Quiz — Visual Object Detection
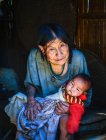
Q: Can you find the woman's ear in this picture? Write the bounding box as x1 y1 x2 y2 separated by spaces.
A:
38 45 45 54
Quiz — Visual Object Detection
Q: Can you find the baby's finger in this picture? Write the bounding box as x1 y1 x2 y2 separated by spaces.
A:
55 107 62 115
61 101 70 107
55 102 65 114
57 102 65 111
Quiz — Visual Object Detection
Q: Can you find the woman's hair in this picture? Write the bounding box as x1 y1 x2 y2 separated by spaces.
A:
37 23 75 61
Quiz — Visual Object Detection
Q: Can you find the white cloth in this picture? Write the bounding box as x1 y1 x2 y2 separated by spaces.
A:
5 92 27 125
16 98 61 140
5 88 65 140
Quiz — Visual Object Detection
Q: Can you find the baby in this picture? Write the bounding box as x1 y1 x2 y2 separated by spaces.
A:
62 73 91 135
16 73 91 140
47 73 91 135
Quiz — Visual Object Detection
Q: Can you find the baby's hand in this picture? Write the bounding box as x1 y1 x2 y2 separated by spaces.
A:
55 101 70 115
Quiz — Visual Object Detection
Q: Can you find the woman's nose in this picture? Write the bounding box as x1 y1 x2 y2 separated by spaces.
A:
56 49 63 57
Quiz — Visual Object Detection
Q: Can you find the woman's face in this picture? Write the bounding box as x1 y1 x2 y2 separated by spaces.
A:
45 38 69 66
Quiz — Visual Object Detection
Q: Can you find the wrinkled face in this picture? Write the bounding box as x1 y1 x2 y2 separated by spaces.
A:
45 38 69 66
66 77 89 97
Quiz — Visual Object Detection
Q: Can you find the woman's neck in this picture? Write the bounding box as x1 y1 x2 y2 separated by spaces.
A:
50 62 68 76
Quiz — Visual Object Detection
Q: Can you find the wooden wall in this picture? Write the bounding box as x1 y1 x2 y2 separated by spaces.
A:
74 0 106 65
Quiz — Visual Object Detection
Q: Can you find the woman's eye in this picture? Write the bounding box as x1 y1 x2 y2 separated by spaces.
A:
50 48 55 51
48 47 55 52
60 44 66 48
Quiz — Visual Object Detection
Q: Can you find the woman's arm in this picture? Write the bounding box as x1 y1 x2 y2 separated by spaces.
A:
27 84 36 98
24 49 42 120
24 84 41 120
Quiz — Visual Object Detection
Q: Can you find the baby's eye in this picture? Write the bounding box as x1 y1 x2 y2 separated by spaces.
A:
72 82 74 85
77 88 80 92
70 81 74 86
77 88 82 93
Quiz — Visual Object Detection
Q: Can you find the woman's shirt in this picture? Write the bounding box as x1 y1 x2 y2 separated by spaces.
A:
24 48 92 107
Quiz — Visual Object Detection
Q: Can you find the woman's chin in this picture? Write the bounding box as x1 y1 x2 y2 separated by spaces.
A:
51 62 65 66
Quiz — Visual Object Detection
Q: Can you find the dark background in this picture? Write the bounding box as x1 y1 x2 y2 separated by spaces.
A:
0 0 77 87
0 0 106 139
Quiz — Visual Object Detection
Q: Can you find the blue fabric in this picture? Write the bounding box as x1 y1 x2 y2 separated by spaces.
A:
16 97 60 140
24 48 92 107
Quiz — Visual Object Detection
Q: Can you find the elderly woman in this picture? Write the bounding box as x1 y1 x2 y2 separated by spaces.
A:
5 23 92 140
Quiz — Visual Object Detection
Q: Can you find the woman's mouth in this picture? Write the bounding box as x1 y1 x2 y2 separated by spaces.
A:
56 57 65 61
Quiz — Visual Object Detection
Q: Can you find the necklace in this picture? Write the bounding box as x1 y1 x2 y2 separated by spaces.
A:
49 63 65 77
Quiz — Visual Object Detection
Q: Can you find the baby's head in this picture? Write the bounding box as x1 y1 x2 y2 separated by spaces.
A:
65 74 91 97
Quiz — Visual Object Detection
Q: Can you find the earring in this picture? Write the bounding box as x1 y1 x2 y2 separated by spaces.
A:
43 51 45 56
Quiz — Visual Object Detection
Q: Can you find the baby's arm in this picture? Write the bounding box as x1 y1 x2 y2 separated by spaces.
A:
46 87 66 101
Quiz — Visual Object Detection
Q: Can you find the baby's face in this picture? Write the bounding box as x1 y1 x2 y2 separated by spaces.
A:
66 77 89 97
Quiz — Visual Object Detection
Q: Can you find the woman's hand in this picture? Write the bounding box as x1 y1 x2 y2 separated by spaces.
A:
55 101 70 115
24 97 42 120
24 84 42 120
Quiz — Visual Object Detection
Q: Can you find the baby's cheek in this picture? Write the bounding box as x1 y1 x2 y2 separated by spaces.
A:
65 87 69 92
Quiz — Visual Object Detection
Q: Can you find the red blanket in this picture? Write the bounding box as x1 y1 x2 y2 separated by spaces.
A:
66 94 87 134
